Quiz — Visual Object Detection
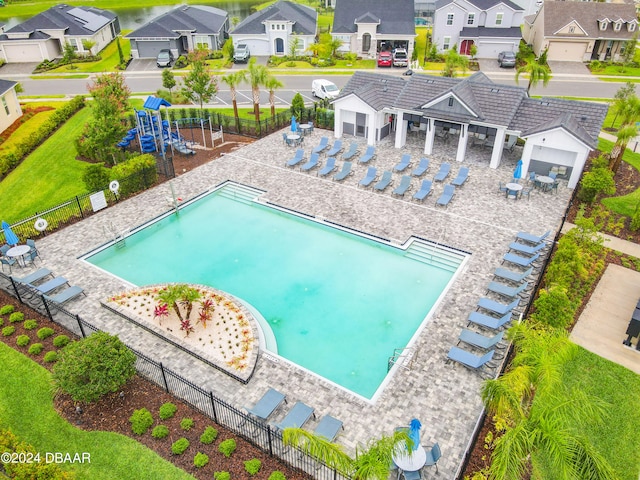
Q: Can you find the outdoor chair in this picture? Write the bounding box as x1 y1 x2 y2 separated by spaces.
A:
26 239 40 256
493 266 533 284
458 329 505 351
447 346 496 376
12 268 52 286
548 171 557 180
300 153 320 172
487 281 529 299
519 187 532 200
503 252 541 268
0 245 9 256
317 157 337 177
359 146 376 164
44 285 85 305
434 163 451 182
333 161 353 181
314 415 343 442
467 311 514 330
411 158 430 177
342 142 359 160
401 469 421 480
392 175 412 197
358 167 378 188
273 401 315 431
436 184 455 207
0 257 15 273
312 137 329 154
282 133 291 146
509 241 546 256
23 248 42 266
373 171 393 192
393 154 411 172
477 297 519 316
423 443 442 473
516 230 550 245
245 388 286 422
451 167 469 187
528 172 537 184
286 149 305 168
412 180 432 201
326 140 343 157
498 182 508 195
28 276 69 296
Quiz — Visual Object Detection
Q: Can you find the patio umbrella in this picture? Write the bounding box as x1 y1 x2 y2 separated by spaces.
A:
408 418 422 451
1 221 18 246
291 115 297 133
513 158 523 181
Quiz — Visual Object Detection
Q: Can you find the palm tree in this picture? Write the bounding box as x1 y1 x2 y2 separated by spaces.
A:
264 75 284 118
247 58 268 122
221 70 247 126
306 42 326 58
156 284 185 322
609 93 640 173
515 56 551 94
481 323 616 480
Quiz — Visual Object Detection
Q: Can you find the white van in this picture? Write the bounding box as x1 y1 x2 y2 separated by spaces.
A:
312 79 340 100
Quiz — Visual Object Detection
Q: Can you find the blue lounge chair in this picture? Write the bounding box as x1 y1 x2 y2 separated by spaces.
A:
412 180 432 201
286 149 305 167
359 167 378 188
273 401 315 430
44 285 85 305
458 329 505 350
509 241 546 255
436 184 455 206
393 154 411 172
29 277 69 295
477 297 519 316
245 388 286 421
447 346 496 375
493 266 533 284
451 167 469 186
516 230 550 244
326 140 343 157
12 268 52 285
392 175 412 197
434 162 451 182
359 146 376 164
342 142 359 160
411 158 430 177
333 161 353 181
318 157 337 177
487 281 529 299
314 415 343 441
467 311 513 330
503 252 540 268
312 137 329 154
373 171 393 191
300 153 320 172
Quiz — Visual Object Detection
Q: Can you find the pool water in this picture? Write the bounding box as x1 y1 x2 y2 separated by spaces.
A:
87 191 461 399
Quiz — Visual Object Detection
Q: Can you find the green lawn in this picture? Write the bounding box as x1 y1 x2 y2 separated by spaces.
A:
47 35 132 73
598 138 640 216
0 342 194 480
0 107 58 154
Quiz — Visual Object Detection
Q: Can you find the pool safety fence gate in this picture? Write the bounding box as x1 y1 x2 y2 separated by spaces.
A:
1 273 349 480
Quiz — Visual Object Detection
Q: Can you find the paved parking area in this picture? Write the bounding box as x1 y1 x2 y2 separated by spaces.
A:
25 128 571 478
127 58 161 72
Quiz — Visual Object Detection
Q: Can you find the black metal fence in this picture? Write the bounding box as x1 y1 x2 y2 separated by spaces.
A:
1 274 348 480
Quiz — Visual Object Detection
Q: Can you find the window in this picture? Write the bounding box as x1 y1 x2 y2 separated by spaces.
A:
614 22 621 32
600 21 607 31
194 35 209 49
271 24 275 30
467 13 475 25
496 13 503 26
362 33 371 52
448 97 454 107
68 38 79 51
277 24 280 30
569 26 575 33
629 23 637 32
447 13 454 26
443 36 451 50
1 96 8 115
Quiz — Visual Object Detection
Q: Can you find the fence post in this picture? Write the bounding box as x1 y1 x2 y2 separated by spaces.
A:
76 314 86 338
9 277 22 304
160 362 169 393
209 391 218 423
41 294 53 322
267 425 274 457
75 196 84 218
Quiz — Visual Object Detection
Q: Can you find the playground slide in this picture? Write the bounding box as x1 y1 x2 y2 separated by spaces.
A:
173 142 195 155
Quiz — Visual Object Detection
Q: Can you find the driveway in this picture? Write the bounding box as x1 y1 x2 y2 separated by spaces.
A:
547 60 592 75
127 59 161 72
0 62 40 76
477 57 514 73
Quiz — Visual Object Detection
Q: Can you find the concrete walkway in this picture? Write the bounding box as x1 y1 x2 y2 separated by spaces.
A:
561 222 640 258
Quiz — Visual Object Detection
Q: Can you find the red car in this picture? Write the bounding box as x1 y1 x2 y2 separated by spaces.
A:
377 51 393 67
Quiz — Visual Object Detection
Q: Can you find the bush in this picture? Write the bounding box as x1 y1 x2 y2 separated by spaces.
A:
193 452 209 468
180 418 194 431
28 343 43 355
214 472 230 480
0 428 72 479
9 312 24 323
175 55 188 68
52 332 136 402
200 426 218 444
37 327 55 340
82 163 110 192
218 438 236 458
2 326 15 336
0 304 15 315
152 425 169 439
268 472 287 480
171 438 190 455
577 166 615 204
159 402 177 420
111 154 158 197
129 408 154 435
16 334 30 347
53 335 70 348
44 351 59 363
244 459 261 475
23 319 38 330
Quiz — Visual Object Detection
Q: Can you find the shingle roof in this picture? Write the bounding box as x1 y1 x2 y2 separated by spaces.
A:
436 0 522 12
126 5 227 39
0 79 17 96
339 71 605 147
5 4 116 36
232 1 316 36
541 1 637 38
0 31 51 41
332 0 415 35
459 26 523 38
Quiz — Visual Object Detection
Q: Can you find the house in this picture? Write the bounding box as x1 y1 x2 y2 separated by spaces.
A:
522 0 638 62
433 0 523 58
332 0 416 58
0 79 22 135
0 4 120 63
231 1 316 57
126 5 229 60
332 71 606 188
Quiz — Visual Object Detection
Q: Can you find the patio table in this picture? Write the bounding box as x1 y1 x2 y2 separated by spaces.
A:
536 175 554 191
287 134 301 146
505 182 522 199
298 124 312 136
6 245 30 267
393 443 426 473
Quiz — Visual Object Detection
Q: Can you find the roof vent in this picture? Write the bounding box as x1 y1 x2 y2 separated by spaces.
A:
581 116 587 121
490 88 500 93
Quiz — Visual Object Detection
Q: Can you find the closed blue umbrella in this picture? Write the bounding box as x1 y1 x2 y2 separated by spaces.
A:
291 115 297 133
409 418 422 451
2 221 18 246
513 158 523 181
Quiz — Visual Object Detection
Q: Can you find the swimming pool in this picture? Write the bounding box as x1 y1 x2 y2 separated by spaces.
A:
86 184 466 399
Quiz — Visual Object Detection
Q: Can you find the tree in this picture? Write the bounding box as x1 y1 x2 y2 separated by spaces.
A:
481 323 616 480
620 31 638 71
290 92 305 120
162 69 176 98
62 42 77 68
223 39 235 63
81 39 96 56
264 75 284 118
609 93 640 172
181 49 218 114
610 82 635 127
306 42 326 58
327 37 343 58
116 36 125 67
52 332 136 402
515 56 551 94
441 47 468 77
289 36 301 59
221 70 247 122
247 58 268 121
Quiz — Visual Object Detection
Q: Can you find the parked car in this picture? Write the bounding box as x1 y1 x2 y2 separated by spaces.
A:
392 48 409 67
498 51 516 68
377 51 393 67
156 49 173 68
234 44 251 63
312 79 340 99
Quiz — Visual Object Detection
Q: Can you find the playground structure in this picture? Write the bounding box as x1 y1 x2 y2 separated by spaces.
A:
117 96 224 157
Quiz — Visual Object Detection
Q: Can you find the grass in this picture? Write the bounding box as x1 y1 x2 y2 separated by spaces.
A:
561 346 640 480
599 137 640 216
46 35 132 73
0 106 59 155
31 75 90 80
0 342 195 480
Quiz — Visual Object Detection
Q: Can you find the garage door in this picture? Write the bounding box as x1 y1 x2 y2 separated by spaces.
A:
243 39 270 56
136 41 171 59
3 44 42 63
476 41 519 59
547 42 588 61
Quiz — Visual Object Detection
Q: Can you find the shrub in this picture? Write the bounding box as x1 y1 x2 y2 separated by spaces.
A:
0 304 15 315
129 408 154 435
44 351 59 363
111 154 158 197
0 428 71 479
214 472 230 480
159 402 177 420
577 165 615 203
268 472 287 480
152 425 169 439
23 319 38 330
2 326 15 336
631 208 640 232
218 438 236 458
53 335 70 348
200 426 218 444
16 334 30 347
171 438 190 455
193 452 209 468
0 318 4 327
244 458 261 475
9 312 24 323
37 327 55 340
52 332 136 402
180 418 194 431
82 163 110 192
28 343 43 355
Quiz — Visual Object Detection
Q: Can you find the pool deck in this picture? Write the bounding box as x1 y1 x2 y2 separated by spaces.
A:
29 128 572 477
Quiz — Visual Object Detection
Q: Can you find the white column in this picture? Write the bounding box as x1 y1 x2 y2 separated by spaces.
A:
424 118 435 155
395 117 407 149
367 114 376 145
455 124 468 163
520 140 534 178
489 128 507 169
334 107 342 138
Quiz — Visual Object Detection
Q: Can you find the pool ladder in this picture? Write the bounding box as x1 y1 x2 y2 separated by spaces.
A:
388 347 416 372
103 221 129 249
